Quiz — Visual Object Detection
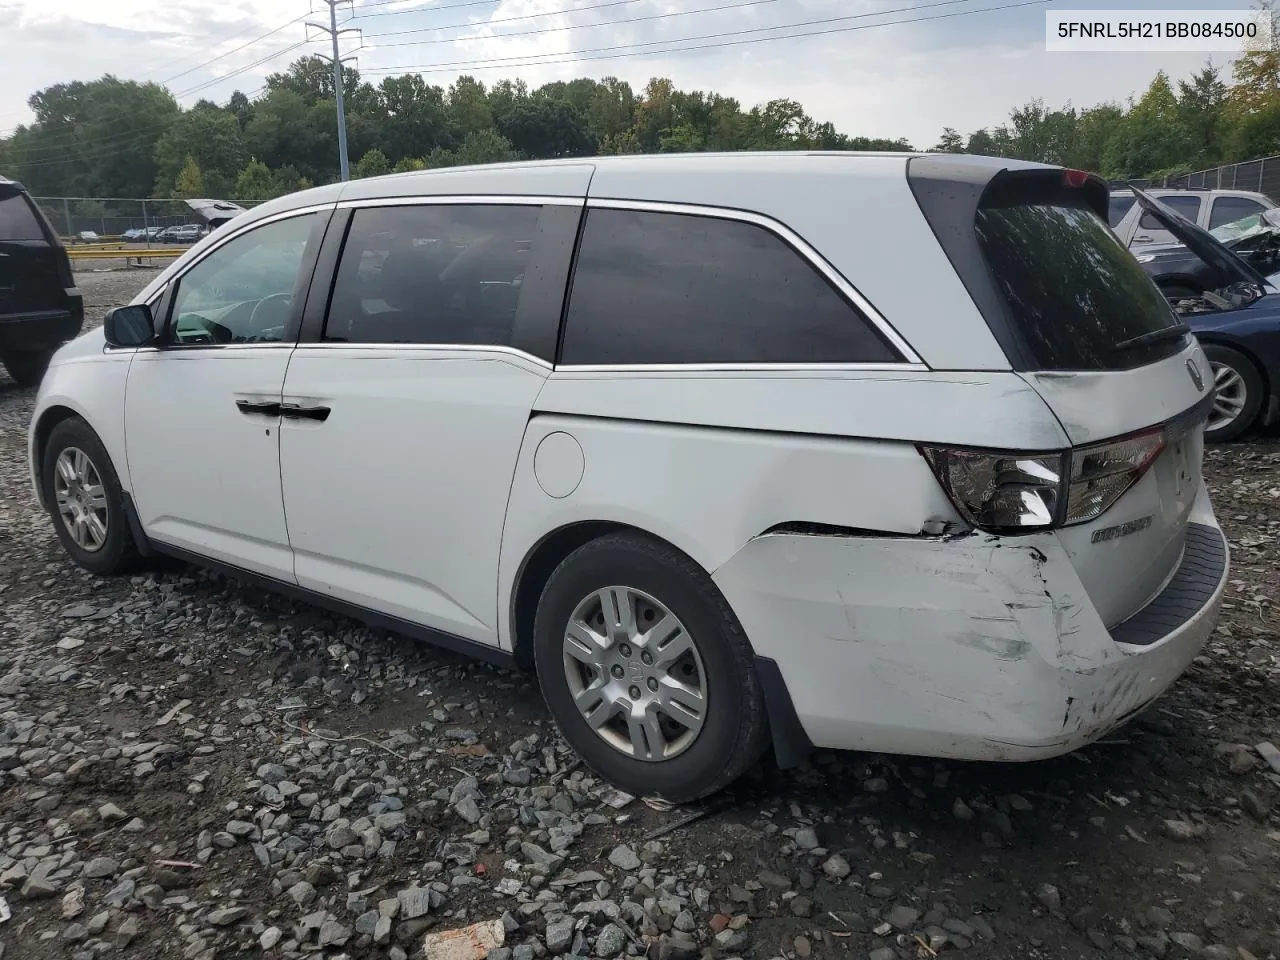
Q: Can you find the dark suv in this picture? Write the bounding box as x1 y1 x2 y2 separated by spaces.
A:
0 177 83 386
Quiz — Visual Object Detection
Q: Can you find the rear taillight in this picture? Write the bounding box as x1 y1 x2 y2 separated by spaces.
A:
919 430 1166 534
1064 430 1165 524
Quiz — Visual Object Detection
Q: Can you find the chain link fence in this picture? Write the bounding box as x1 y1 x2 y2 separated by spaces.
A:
30 197 263 242
1118 156 1280 201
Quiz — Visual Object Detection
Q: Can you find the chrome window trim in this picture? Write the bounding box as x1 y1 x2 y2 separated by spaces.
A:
576 197 924 366
336 194 583 210
552 362 929 374
292 341 554 370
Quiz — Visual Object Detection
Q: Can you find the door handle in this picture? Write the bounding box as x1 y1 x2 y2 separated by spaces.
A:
1134 235 1153 243
281 403 331 422
235 399 281 416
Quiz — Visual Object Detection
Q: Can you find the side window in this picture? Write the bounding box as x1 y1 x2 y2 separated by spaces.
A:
168 213 321 345
1139 195 1201 229
1209 197 1267 230
559 208 901 365
324 204 541 346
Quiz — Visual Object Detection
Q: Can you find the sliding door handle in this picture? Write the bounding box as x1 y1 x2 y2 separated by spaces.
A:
281 403 331 422
235 399 281 416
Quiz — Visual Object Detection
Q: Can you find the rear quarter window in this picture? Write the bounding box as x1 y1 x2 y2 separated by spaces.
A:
0 192 46 242
559 208 902 365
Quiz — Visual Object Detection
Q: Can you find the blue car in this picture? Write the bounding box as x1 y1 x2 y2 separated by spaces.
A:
1132 185 1280 442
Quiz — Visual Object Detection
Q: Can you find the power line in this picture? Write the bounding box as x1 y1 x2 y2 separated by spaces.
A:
366 0 783 47
351 0 505 20
362 0 1047 74
160 14 311 85
364 0 643 39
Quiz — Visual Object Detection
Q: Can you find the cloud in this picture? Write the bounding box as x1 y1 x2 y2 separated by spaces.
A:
0 0 1247 148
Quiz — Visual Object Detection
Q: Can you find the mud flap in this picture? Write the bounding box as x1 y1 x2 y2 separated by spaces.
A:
121 492 157 558
755 656 814 769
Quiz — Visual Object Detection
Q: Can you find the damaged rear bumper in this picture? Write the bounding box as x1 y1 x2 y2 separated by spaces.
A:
712 488 1228 762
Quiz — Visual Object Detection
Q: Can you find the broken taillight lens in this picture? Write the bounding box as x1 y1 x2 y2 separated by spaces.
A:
919 430 1167 534
917 446 1066 532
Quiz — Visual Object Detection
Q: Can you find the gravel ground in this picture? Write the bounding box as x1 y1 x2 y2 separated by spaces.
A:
1 269 1279 960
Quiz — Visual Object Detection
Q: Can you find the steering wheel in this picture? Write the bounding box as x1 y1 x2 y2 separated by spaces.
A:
249 292 293 334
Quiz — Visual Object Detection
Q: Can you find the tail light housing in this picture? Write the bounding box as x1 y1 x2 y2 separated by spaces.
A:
918 428 1167 533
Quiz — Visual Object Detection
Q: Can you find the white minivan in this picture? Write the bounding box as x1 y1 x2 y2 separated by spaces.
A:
28 153 1229 801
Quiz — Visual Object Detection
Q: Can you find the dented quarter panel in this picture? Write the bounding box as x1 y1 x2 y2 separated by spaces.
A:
496 414 962 651
711 484 1226 760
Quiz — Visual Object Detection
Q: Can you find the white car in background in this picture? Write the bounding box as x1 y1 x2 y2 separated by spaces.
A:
28 154 1229 800
1110 187 1276 246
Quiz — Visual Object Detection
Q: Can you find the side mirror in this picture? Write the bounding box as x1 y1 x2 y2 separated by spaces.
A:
103 304 156 348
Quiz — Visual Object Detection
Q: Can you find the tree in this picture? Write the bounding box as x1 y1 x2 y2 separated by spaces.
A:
354 148 390 179
393 157 426 173
933 127 965 152
1178 64 1229 167
497 99 592 159
234 160 276 202
174 157 204 198
153 104 247 197
427 129 519 168
448 76 493 139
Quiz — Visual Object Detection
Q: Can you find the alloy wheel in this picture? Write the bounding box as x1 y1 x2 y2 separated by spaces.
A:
1208 361 1248 434
53 446 109 552
561 585 708 762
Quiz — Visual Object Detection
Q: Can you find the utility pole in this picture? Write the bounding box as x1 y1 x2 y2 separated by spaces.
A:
308 1 361 181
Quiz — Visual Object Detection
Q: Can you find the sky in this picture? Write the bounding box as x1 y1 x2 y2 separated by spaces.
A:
0 0 1262 149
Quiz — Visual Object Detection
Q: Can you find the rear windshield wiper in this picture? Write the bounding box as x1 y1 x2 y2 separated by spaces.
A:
1113 322 1191 353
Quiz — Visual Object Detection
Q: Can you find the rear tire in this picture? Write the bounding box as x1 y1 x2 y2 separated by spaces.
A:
41 418 140 576
2 350 53 387
1202 343 1264 443
533 532 769 802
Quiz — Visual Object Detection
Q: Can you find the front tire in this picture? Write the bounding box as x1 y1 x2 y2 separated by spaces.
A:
1202 344 1264 443
2 350 53 387
41 419 140 575
533 532 769 802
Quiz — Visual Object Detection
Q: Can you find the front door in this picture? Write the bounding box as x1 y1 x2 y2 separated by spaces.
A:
124 211 329 581
279 200 580 645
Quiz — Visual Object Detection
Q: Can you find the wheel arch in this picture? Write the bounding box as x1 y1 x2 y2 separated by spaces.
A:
30 404 91 509
507 520 695 668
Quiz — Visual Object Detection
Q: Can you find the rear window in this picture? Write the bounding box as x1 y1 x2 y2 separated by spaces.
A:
975 189 1185 370
0 192 46 242
1139 195 1200 229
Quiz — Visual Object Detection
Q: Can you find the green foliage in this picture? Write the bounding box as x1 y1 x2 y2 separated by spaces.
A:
354 148 390 179
173 157 204 198
19 33 1280 201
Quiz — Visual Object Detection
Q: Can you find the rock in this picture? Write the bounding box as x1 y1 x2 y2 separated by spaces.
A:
398 885 433 920
863 777 889 793
318 920 351 947
117 917 140 948
520 842 563 872
374 915 393 944
260 927 282 949
61 889 85 919
795 935 812 957
596 924 628 958
791 896 814 918
208 906 248 926
455 796 482 824
326 819 358 849
794 827 819 850
1170 932 1204 953
1256 742 1280 774
1241 790 1271 823
21 867 59 899
886 905 920 930
546 916 576 953
1036 884 1062 912
608 845 641 870
1163 820 1205 842
87 911 109 936
83 857 119 879
657 933 700 960
870 950 897 960
822 855 852 880
98 803 128 824
288 881 317 906
952 798 975 821
421 919 506 960
714 928 750 952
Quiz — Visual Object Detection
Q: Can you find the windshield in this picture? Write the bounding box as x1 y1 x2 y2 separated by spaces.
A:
975 187 1186 370
1210 213 1267 243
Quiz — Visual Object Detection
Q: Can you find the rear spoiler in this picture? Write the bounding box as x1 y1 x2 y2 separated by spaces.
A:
907 156 1109 371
